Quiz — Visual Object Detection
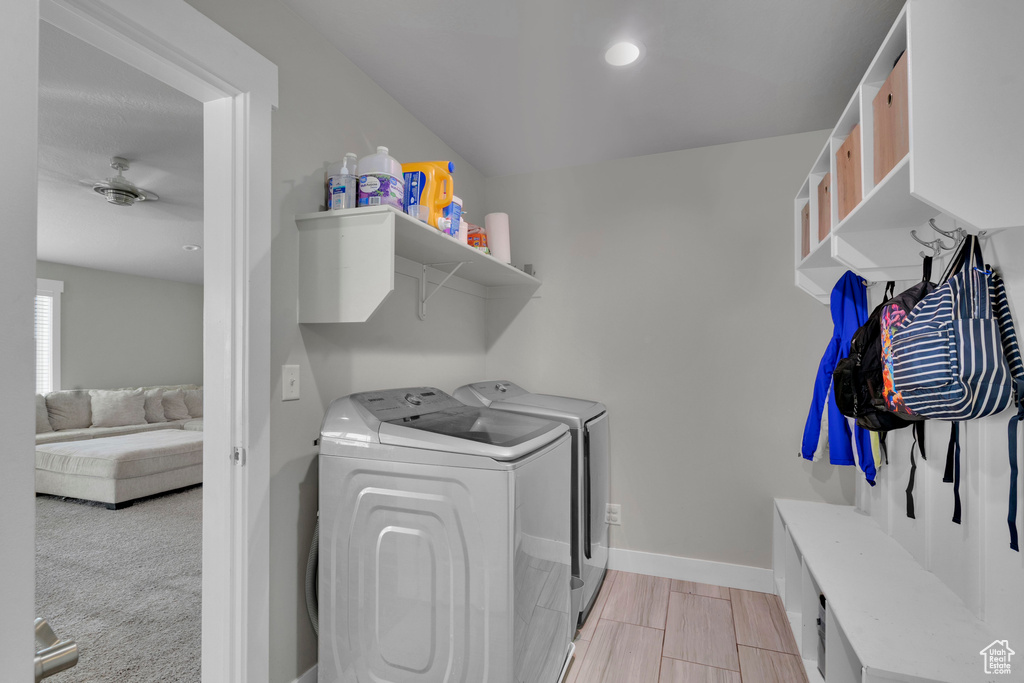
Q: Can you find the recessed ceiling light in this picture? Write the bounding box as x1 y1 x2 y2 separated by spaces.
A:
605 41 642 66
182 244 202 252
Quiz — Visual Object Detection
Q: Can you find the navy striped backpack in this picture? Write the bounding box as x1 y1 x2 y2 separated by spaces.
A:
889 235 1017 419
889 234 1024 543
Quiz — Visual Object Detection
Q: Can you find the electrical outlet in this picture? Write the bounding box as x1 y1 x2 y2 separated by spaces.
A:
606 504 621 526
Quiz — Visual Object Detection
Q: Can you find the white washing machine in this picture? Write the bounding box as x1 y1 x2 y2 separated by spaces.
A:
318 387 574 683
453 381 609 628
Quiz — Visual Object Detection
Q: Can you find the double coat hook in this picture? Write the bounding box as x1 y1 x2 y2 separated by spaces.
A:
910 229 950 259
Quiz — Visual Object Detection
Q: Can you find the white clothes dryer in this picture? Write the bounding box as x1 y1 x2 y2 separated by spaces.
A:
453 381 609 628
318 387 574 683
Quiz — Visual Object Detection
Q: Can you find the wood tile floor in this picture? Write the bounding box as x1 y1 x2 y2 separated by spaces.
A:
565 570 809 683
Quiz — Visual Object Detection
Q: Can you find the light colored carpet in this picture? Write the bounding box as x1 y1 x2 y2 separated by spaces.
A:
35 486 202 682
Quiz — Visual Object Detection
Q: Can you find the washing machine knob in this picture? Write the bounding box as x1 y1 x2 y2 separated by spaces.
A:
496 383 508 392
404 393 423 406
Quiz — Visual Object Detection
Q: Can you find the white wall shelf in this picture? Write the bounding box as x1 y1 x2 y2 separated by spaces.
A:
295 206 540 322
773 499 995 683
794 0 1024 302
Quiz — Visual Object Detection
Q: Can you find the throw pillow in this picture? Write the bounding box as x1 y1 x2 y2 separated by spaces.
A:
162 389 191 421
183 388 203 418
46 390 92 431
36 394 53 433
89 389 146 428
143 388 166 423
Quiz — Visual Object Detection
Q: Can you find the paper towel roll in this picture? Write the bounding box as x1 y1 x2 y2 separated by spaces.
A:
484 212 511 264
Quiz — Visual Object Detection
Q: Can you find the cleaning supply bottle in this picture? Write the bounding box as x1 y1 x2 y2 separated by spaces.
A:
358 146 404 210
441 195 462 238
326 153 358 210
402 161 455 229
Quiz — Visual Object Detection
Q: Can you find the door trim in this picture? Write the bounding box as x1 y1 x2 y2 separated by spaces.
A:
1 1 278 681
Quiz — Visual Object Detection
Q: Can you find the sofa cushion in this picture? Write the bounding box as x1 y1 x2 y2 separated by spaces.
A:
182 419 204 432
162 389 190 421
35 422 186 446
36 394 53 434
46 390 92 431
36 430 204 480
90 389 146 428
143 388 166 423
183 388 203 418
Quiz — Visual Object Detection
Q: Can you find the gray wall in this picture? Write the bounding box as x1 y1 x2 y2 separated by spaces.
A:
482 130 856 570
181 1 490 680
36 261 203 390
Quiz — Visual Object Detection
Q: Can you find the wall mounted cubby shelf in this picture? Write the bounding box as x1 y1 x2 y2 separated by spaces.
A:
295 206 540 322
794 0 1024 303
774 500 995 683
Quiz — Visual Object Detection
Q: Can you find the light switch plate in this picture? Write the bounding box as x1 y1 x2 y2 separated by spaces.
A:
282 365 300 401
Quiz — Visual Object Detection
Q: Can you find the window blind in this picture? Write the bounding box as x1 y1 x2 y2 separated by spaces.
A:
35 293 54 395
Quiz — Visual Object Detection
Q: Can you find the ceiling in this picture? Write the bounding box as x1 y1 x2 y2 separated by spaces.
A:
284 0 903 177
37 22 204 284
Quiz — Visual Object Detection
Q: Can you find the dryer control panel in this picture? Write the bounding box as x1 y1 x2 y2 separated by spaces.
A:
456 380 529 406
354 387 462 422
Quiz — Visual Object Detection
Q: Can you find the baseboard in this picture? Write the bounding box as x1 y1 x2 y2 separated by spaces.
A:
292 664 317 683
607 548 775 593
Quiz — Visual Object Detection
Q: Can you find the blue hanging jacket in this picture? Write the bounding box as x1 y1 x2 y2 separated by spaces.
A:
801 271 876 484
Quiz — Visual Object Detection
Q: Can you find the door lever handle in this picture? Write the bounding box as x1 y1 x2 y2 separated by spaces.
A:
35 617 79 682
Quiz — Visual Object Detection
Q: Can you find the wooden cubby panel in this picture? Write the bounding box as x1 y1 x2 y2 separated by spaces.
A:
801 202 811 258
835 125 862 222
873 50 909 184
817 174 831 240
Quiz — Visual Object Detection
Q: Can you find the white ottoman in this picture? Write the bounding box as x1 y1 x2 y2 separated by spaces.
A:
36 429 204 509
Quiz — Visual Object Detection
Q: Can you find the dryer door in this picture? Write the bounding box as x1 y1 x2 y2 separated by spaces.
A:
581 412 610 618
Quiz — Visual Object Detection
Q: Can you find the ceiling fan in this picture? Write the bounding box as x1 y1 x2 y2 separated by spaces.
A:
81 156 160 207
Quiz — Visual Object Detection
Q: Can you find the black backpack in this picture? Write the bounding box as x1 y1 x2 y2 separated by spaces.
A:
834 281 910 431
834 257 936 431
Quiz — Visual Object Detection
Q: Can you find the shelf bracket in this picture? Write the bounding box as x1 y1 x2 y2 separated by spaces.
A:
419 261 469 320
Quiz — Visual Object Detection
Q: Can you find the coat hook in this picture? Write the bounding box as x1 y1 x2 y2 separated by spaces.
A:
911 229 949 259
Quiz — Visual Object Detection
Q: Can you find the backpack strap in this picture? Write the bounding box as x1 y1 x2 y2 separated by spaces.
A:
1009 378 1024 551
922 255 933 283
939 234 982 283
905 421 926 519
943 422 962 524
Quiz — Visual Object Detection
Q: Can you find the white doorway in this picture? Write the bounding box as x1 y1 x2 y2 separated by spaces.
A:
0 1 276 681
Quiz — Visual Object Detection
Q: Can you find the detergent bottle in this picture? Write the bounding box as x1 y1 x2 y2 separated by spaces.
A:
358 146 404 210
402 161 455 230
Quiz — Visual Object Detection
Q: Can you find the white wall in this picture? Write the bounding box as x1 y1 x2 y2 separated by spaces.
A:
179 2 490 680
482 130 856 570
0 0 38 678
35 261 203 390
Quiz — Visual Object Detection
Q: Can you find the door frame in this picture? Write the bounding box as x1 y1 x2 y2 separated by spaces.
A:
0 1 277 681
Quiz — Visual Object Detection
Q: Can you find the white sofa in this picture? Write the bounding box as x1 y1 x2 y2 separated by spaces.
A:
35 385 204 508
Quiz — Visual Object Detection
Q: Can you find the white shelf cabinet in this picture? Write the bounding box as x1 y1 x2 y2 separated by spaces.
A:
295 206 540 322
794 0 1024 301
773 499 997 683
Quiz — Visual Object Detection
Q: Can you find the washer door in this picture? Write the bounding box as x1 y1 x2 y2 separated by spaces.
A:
379 407 567 460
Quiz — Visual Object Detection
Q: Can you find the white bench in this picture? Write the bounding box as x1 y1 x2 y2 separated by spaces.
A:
36 429 203 509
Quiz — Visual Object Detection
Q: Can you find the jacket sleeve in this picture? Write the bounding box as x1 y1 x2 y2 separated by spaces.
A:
802 339 838 460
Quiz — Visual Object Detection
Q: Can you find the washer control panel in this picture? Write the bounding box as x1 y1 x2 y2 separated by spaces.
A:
354 387 461 422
